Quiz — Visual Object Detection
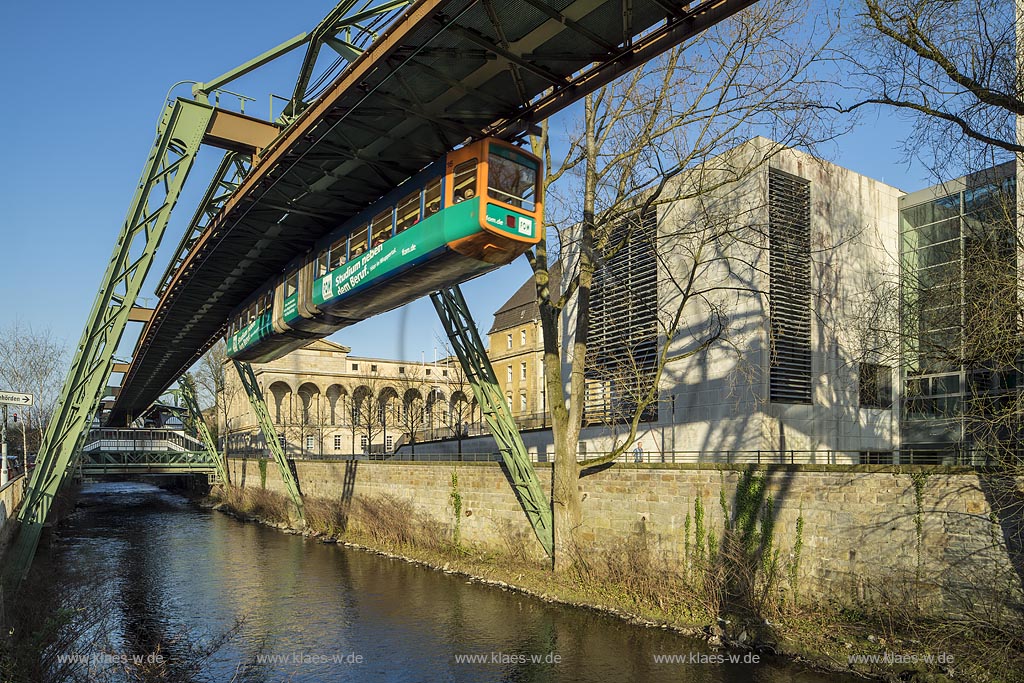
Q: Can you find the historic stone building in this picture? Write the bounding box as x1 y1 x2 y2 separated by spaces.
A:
220 339 476 457
486 263 559 430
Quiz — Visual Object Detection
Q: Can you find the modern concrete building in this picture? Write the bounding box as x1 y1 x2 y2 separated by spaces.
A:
578 137 904 462
898 162 1018 461
400 138 905 462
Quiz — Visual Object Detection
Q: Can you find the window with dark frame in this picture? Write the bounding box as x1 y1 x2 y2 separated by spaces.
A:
859 363 893 409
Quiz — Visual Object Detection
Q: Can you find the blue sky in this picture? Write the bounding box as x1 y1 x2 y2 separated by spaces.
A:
0 1 932 370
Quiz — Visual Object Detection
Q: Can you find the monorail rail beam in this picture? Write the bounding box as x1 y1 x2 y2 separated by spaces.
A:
233 360 306 522
4 99 216 586
179 375 230 484
431 285 554 559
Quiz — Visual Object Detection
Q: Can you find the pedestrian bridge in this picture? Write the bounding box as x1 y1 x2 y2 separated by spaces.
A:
80 429 220 477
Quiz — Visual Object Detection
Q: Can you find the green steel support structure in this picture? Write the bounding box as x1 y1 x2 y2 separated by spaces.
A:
4 99 216 585
233 360 306 522
178 376 230 484
431 286 554 558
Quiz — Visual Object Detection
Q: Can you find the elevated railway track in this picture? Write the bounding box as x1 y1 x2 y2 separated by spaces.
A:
8 0 757 582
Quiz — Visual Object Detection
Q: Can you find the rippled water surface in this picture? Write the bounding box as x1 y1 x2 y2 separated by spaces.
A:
34 482 857 683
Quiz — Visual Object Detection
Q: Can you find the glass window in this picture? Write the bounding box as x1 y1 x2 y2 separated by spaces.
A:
859 363 892 409
507 334 512 349
305 436 314 451
396 191 421 234
425 178 442 215
349 225 369 258
488 146 537 210
316 249 329 277
521 330 526 346
507 365 512 383
371 209 392 247
452 160 477 203
334 435 342 450
902 195 959 230
520 393 527 412
521 362 527 380
329 237 347 270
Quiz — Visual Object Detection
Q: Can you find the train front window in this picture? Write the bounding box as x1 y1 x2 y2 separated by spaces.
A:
425 178 441 214
371 209 392 247
488 147 537 210
396 191 420 234
452 160 477 203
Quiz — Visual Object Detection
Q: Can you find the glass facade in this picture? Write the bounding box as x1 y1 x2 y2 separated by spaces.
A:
899 166 1017 461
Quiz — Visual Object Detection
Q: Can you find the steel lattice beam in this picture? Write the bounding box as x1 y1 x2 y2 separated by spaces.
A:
3 99 215 587
233 360 306 521
431 285 554 558
178 376 230 484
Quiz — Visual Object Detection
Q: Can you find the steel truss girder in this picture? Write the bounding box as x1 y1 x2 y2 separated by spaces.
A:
178 376 230 484
4 99 216 587
431 286 554 559
233 360 306 521
156 152 251 298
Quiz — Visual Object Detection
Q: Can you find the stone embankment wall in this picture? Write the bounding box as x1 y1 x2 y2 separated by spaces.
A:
227 458 1023 610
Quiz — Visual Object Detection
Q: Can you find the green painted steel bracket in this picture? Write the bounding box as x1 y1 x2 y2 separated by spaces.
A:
431 285 554 558
233 360 306 522
3 99 216 587
178 375 230 484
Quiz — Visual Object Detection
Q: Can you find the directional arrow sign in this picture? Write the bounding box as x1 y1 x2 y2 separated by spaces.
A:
0 391 33 407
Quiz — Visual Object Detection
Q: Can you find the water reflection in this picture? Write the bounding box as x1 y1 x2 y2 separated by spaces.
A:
36 482 853 683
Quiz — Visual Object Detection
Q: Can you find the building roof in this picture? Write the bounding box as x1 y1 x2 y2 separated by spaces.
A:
489 262 561 334
301 339 352 354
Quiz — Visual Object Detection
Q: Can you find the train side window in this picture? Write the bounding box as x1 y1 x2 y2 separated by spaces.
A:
349 224 369 258
396 191 420 234
425 178 442 215
452 160 477 203
316 249 329 277
371 209 392 247
329 237 347 270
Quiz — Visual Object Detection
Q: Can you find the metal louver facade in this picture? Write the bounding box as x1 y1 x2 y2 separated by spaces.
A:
585 208 659 423
768 169 813 404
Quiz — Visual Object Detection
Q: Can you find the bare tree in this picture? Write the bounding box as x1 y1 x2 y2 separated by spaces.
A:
393 364 427 455
525 0 840 567
350 372 395 456
435 353 476 458
193 340 240 455
0 321 67 461
840 0 1022 170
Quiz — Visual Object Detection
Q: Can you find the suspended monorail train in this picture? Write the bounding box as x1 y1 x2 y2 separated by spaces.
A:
224 138 543 362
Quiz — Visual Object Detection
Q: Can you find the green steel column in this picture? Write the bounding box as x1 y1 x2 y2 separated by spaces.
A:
178 376 230 484
4 99 215 586
233 360 305 522
431 286 553 558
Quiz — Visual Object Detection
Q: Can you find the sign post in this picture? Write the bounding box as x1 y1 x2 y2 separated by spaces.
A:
1 405 7 487
0 392 34 487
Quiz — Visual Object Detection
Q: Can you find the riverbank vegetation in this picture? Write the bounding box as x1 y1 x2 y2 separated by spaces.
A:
208 483 1023 683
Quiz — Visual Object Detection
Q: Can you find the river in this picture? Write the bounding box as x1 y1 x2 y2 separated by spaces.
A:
32 482 858 683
